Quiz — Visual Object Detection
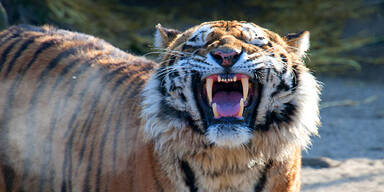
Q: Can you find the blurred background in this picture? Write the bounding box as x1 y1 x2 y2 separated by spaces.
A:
1 0 383 73
1 0 383 191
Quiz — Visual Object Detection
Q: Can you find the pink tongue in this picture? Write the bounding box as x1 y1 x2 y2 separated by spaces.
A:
212 91 242 117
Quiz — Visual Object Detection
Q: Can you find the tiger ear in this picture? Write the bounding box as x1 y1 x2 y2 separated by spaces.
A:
154 24 181 48
284 31 310 58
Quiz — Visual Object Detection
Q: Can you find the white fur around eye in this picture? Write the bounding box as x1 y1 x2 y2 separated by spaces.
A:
241 23 268 46
185 25 214 47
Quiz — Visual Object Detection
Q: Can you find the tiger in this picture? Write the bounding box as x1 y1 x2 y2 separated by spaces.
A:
0 20 320 192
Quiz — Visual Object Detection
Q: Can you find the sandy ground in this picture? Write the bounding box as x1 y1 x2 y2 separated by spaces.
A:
301 75 384 192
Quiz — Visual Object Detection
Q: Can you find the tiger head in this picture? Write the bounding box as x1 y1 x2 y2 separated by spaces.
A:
142 21 319 153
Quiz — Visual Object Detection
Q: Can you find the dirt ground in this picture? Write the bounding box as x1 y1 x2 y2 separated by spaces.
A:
301 74 384 192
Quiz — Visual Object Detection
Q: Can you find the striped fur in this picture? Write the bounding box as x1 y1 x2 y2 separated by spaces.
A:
0 21 320 192
142 21 320 191
0 25 163 191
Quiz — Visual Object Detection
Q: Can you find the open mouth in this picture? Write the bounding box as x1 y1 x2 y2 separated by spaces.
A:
195 73 261 128
204 74 251 118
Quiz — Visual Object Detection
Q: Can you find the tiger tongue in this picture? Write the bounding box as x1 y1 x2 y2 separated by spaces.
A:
212 91 242 117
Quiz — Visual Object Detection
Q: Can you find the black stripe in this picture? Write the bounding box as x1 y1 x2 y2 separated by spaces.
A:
0 164 15 192
291 65 299 91
22 47 78 184
39 58 87 191
0 27 23 45
192 58 211 66
285 31 305 41
255 102 296 131
38 97 59 192
41 57 98 192
61 67 104 192
158 99 204 135
0 39 21 73
180 160 198 192
38 48 77 81
95 101 116 192
95 69 135 192
48 58 81 97
111 85 132 170
62 66 104 138
4 36 40 78
275 103 296 125
25 46 79 189
58 37 118 191
112 73 146 170
249 83 264 131
281 64 287 74
76 69 122 168
157 71 169 97
112 75 145 188
62 129 75 192
150 160 164 192
61 58 149 190
22 40 56 73
0 41 22 192
266 68 272 82
112 95 125 170
88 75 126 191
167 55 176 66
61 64 103 190
280 54 287 63
0 39 56 192
271 80 290 97
111 74 130 92
191 73 209 132
82 146 95 192
254 160 273 192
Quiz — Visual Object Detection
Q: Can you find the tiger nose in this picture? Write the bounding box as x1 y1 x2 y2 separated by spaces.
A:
210 49 241 67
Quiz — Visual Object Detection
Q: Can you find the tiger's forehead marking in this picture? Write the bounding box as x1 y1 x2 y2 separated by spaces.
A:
238 23 268 46
185 22 269 48
185 24 214 47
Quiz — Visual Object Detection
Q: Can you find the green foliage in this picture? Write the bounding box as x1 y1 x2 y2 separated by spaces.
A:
0 3 8 30
1 0 383 72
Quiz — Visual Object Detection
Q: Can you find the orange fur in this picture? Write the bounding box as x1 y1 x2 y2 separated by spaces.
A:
0 21 319 191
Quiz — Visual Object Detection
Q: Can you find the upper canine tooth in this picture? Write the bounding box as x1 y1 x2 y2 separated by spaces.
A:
212 103 219 118
218 76 221 82
234 76 237 81
241 77 249 101
206 78 213 104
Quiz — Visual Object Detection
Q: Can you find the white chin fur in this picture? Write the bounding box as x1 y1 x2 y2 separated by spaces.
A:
206 124 253 148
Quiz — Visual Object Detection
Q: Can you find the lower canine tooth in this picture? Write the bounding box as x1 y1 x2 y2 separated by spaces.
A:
212 103 219 118
237 98 244 117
